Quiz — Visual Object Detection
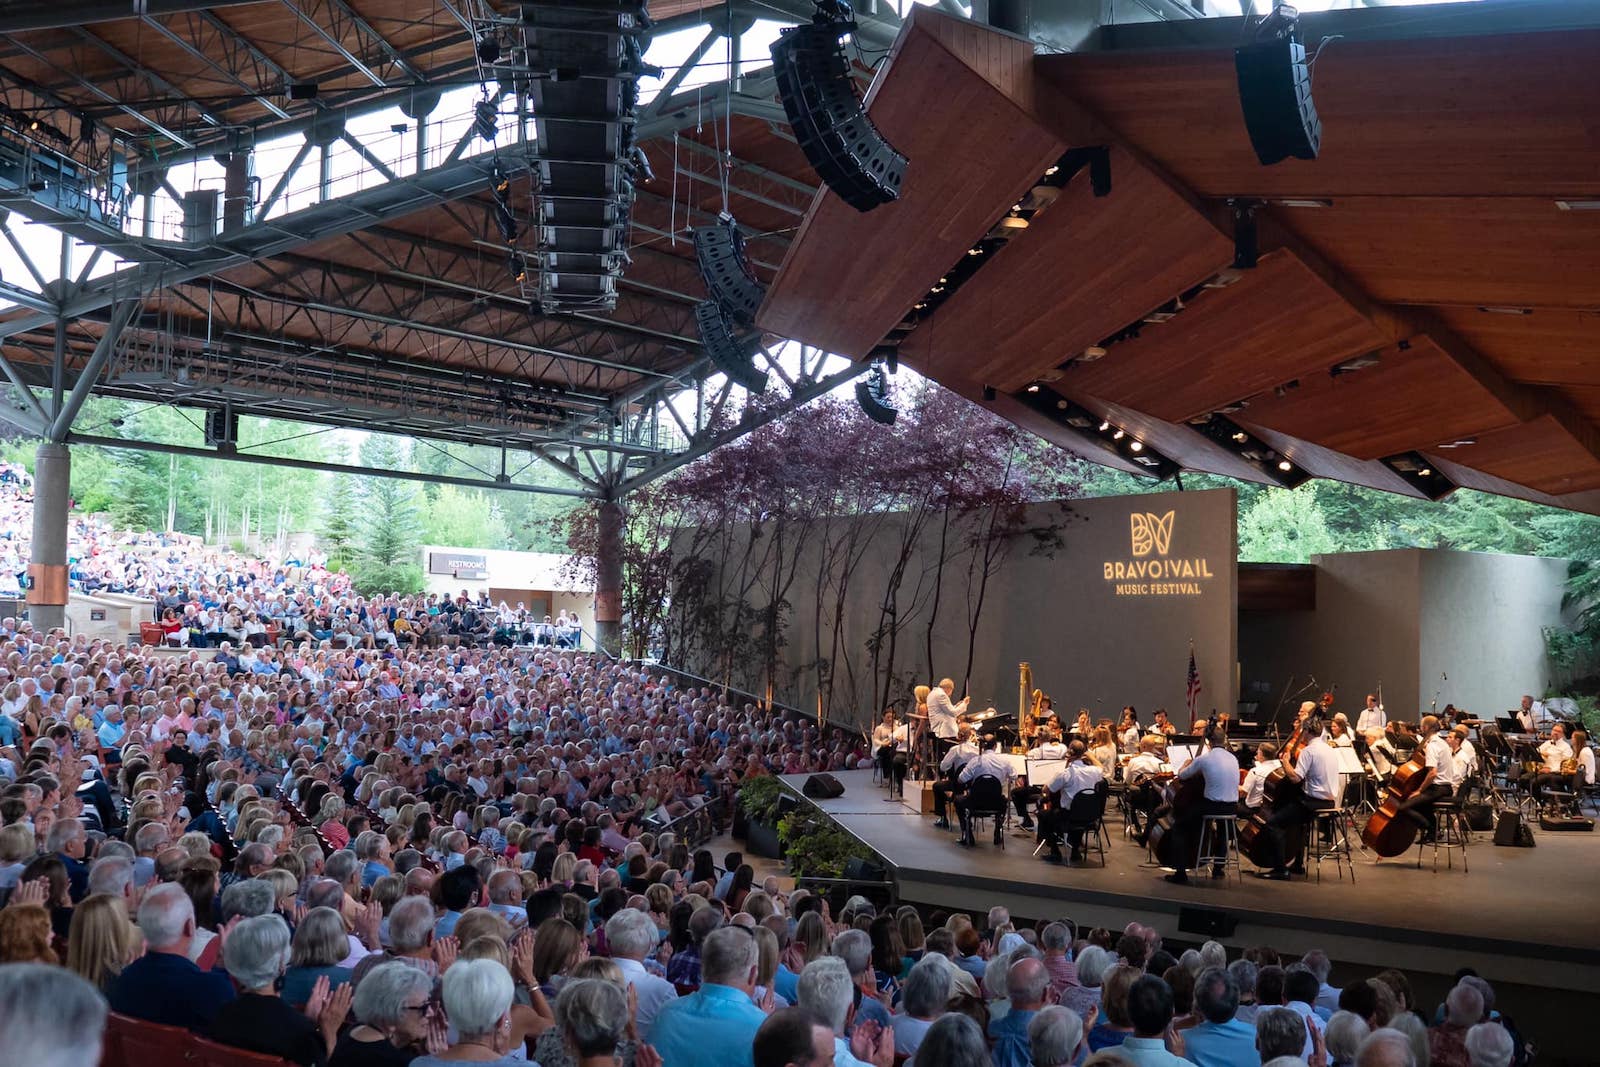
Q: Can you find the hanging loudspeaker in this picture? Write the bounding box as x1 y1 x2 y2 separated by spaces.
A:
771 17 907 212
1235 20 1321 166
694 301 769 393
694 213 765 326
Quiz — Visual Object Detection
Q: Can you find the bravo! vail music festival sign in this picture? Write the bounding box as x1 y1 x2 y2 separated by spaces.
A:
1103 510 1217 597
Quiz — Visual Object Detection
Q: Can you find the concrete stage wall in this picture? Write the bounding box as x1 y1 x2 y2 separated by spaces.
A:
1240 549 1572 722
767 488 1238 730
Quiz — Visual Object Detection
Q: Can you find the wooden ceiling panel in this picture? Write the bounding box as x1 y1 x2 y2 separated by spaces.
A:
1235 337 1523 460
1279 198 1600 310
756 8 1066 358
1038 30 1600 199
898 146 1231 391
1434 415 1600 496
1059 250 1386 423
1431 306 1600 387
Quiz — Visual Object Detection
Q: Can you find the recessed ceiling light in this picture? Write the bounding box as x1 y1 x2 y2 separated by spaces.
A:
1130 441 1144 452
1079 346 1107 362
1419 467 1433 477
1556 200 1600 211
1478 306 1532 315
1026 383 1040 393
1277 459 1293 472
1112 429 1125 440
1272 198 1333 209
1098 421 1110 432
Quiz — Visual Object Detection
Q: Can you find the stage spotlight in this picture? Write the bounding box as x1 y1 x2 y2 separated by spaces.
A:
856 362 898 425
693 212 766 326
1235 3 1321 165
694 300 768 393
982 385 997 402
1130 441 1144 452
474 98 498 142
1277 458 1293 471
476 34 501 64
1196 413 1309 488
1383 451 1455 500
770 1 908 212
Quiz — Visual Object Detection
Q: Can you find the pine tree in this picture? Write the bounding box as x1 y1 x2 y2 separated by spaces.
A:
321 474 359 571
352 437 425 594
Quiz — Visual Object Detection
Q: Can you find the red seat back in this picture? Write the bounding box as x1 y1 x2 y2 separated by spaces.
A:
189 1033 296 1067
104 1012 190 1067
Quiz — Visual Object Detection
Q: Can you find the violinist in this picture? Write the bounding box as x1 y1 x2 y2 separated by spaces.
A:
1327 715 1355 748
1151 709 1177 738
1390 715 1457 843
1013 723 1070 831
1257 711 1341 880
872 707 911 797
1117 707 1142 754
1070 709 1092 737
1164 722 1241 885
1041 740 1104 863
1087 725 1118 780
931 724 979 831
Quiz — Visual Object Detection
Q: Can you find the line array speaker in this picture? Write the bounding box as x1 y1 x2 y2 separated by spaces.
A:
693 213 765 326
694 301 769 393
1234 25 1321 166
771 14 907 212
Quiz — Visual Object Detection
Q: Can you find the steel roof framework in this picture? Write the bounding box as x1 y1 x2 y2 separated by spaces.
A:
0 0 900 500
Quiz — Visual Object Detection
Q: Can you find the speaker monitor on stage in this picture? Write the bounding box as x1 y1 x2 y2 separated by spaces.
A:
803 772 846 799
842 857 885 882
1178 906 1239 938
1235 27 1321 165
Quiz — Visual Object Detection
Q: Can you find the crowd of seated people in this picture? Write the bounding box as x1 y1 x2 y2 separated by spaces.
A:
0 474 1540 1067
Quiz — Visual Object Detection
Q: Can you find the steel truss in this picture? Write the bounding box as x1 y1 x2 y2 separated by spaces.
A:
0 0 903 501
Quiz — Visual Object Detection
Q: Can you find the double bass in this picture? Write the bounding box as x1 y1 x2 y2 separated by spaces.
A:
1361 747 1430 856
1147 771 1204 868
1239 715 1313 867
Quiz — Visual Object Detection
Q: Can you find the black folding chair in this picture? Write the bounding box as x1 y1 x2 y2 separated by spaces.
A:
963 774 1009 846
1062 780 1111 866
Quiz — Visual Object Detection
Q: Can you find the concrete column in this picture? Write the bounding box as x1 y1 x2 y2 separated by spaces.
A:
594 499 625 657
27 442 70 633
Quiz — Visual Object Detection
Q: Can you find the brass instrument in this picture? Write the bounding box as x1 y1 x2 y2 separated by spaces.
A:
1019 662 1034 746
1561 757 1580 776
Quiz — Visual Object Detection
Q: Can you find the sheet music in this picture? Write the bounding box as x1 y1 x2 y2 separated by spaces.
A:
1027 758 1068 787
1166 745 1198 773
1335 747 1365 775
995 753 1028 776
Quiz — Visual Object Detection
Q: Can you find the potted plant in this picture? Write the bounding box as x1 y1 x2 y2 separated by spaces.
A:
737 775 787 859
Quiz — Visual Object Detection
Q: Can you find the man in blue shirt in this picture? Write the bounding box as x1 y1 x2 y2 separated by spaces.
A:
1117 975 1194 1067
648 926 768 1067
107 883 235 1030
990 956 1051 1067
1183 967 1261 1067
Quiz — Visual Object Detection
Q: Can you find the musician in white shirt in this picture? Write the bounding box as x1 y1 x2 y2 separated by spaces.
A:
955 736 1017 847
1356 695 1387 739
1392 715 1456 842
1124 737 1167 839
1164 725 1241 884
1258 715 1342 880
1239 743 1282 815
1040 742 1105 862
1533 723 1575 804
931 726 978 830
1450 726 1479 780
873 708 911 798
1011 727 1069 831
927 678 969 744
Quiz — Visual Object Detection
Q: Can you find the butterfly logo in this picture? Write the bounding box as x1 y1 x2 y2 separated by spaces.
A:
1130 511 1175 557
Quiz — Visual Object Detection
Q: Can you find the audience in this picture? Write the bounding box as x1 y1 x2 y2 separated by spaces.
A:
0 484 1544 1067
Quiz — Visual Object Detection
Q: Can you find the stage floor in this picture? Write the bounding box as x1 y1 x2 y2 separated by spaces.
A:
779 769 1600 993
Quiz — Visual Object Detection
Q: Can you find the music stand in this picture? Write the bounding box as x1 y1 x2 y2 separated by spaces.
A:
1026 759 1069 857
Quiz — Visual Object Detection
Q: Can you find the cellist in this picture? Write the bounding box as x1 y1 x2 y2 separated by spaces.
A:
1391 714 1458 842
1256 710 1341 880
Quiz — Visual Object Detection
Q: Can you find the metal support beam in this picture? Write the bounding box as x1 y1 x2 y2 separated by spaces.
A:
48 299 138 442
0 349 49 431
0 0 261 32
616 359 871 494
66 433 602 499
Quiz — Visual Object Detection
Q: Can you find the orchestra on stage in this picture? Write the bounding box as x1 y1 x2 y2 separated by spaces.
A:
871 663 1598 883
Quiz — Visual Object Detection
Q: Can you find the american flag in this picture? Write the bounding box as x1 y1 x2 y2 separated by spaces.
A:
1185 645 1202 719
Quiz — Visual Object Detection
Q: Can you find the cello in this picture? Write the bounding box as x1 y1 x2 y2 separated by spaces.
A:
1147 772 1204 868
1361 747 1430 857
